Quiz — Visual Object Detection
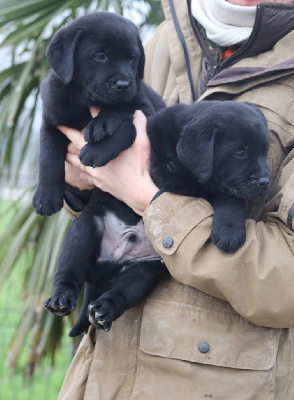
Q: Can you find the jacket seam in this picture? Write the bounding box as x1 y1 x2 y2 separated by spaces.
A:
285 329 294 398
123 309 140 400
266 118 294 137
147 298 252 320
277 224 294 257
156 200 212 238
66 335 88 400
138 349 277 371
154 201 213 252
287 204 294 230
167 0 196 101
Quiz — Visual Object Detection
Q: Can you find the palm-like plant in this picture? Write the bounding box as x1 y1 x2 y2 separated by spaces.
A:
0 0 163 377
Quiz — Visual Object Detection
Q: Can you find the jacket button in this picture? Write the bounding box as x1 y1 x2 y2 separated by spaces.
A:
163 237 174 248
198 342 210 353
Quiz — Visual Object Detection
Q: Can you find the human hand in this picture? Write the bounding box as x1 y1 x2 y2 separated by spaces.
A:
65 141 95 191
58 109 159 216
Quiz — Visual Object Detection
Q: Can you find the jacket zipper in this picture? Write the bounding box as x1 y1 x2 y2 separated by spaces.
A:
219 4 263 72
168 0 196 101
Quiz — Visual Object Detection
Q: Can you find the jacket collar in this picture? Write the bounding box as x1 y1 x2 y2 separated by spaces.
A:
162 0 294 90
209 29 294 86
217 2 294 73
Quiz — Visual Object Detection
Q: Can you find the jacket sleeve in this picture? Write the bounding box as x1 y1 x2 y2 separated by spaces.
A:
143 149 294 329
63 184 92 218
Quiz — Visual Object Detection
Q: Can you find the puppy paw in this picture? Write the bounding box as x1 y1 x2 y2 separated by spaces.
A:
84 117 108 143
84 113 129 143
33 186 64 216
44 292 77 316
79 142 121 168
87 300 113 332
210 225 246 253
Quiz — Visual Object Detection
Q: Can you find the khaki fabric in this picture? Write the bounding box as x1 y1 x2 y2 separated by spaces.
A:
60 1 294 399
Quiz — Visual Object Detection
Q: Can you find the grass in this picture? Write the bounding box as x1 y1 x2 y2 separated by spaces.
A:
0 200 74 400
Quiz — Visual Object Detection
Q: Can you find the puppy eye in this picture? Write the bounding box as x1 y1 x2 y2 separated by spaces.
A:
128 55 136 63
94 52 106 62
234 146 248 158
126 232 138 243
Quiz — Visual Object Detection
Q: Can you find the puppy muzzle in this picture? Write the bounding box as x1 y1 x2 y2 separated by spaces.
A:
227 177 270 199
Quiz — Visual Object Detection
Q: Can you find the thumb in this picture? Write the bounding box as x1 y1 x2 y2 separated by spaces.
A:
133 110 151 164
133 110 147 137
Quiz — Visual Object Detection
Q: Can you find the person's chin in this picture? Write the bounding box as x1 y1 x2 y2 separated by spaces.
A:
226 0 262 6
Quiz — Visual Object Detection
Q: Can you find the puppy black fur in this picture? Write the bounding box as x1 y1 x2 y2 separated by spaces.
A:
38 10 270 337
45 99 270 336
148 101 270 251
33 11 164 217
37 11 167 335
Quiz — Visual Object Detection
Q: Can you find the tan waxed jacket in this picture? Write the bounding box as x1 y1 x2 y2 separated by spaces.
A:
60 1 294 399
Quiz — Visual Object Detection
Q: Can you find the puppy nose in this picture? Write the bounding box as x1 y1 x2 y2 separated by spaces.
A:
251 177 270 187
116 80 130 91
258 177 270 188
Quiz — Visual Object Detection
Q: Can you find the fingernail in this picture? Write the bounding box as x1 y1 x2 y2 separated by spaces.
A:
134 110 144 118
57 125 65 133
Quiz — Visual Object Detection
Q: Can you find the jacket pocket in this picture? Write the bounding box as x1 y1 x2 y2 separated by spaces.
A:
131 299 280 400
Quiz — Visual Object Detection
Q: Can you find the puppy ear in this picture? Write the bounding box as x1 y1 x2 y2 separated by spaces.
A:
243 102 267 122
126 20 145 79
46 28 82 85
176 120 217 183
137 38 145 79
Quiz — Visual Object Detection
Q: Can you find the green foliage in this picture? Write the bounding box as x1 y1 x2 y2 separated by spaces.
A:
0 0 164 175
0 198 77 376
0 0 164 379
0 261 73 399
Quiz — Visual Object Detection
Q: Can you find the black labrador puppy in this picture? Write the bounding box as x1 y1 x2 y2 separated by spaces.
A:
32 11 164 216
148 101 270 251
35 11 166 335
45 100 270 336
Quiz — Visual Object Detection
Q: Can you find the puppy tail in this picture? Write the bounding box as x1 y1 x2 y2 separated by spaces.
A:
69 313 90 337
69 283 102 337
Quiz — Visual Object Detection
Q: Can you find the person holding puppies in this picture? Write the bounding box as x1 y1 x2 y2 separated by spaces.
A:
59 0 294 398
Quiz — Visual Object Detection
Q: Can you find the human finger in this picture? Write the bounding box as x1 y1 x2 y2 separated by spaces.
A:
65 161 95 190
133 109 147 132
58 125 86 150
133 110 151 164
66 152 93 175
89 106 100 118
67 142 79 155
80 172 96 187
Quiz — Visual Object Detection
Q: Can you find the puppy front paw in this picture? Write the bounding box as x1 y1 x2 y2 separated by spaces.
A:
84 113 130 143
84 117 109 143
79 143 116 167
210 224 246 253
44 291 77 316
33 186 64 216
87 300 113 332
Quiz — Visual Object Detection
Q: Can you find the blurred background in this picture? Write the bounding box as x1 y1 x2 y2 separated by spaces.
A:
0 1 163 398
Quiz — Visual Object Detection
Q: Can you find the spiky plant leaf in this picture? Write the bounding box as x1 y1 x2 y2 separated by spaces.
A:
0 0 163 378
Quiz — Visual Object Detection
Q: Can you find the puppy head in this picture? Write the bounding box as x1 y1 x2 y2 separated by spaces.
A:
177 102 270 199
46 12 145 103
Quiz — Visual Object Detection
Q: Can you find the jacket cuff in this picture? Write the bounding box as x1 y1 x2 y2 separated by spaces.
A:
150 188 165 203
143 192 213 256
64 183 93 212
63 200 82 219
278 170 294 231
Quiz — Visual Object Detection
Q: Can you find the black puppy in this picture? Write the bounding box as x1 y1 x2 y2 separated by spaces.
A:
45 100 270 336
148 101 270 252
33 11 164 216
35 11 166 335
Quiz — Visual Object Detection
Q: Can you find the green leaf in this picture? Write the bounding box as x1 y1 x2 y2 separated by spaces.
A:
0 0 164 378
